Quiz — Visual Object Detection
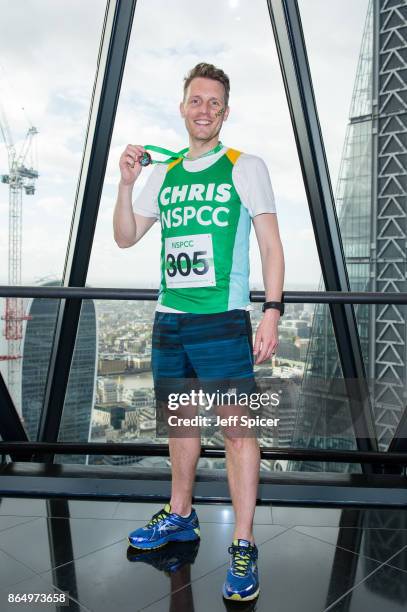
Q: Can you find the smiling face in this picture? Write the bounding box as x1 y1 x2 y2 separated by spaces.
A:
180 77 230 143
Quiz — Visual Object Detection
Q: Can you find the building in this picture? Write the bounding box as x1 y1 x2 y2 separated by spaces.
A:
21 281 97 464
291 0 407 471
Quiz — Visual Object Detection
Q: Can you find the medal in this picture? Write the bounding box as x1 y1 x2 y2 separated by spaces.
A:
140 152 152 167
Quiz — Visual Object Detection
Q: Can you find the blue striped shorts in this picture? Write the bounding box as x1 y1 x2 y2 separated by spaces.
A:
151 309 256 398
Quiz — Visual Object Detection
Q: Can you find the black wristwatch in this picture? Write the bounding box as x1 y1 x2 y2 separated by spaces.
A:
262 301 284 316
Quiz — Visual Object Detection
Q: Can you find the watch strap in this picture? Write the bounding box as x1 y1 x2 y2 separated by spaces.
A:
262 301 284 315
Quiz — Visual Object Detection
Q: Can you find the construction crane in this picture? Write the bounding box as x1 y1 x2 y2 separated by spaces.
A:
0 93 39 407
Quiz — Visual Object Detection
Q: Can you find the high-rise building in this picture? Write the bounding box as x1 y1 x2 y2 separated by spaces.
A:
21 281 97 464
291 0 407 471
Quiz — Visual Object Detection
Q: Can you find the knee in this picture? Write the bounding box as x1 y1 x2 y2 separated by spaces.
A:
223 434 243 451
223 434 258 452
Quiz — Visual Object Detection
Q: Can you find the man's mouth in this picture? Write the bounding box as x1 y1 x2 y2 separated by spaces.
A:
194 120 211 126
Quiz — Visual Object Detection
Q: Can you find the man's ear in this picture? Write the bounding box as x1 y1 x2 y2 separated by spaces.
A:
179 101 185 118
223 106 230 121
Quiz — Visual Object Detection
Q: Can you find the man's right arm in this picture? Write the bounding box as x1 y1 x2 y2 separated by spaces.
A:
113 143 158 248
113 181 157 248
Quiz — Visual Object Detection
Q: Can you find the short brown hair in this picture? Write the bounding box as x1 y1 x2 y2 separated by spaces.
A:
183 63 230 107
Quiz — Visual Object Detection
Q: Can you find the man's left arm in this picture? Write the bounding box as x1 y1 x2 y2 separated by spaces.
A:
252 213 285 364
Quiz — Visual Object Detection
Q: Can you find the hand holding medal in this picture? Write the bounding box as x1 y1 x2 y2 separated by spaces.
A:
119 144 148 185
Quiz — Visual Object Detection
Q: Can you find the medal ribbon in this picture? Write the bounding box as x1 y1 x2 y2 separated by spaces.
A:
142 141 224 165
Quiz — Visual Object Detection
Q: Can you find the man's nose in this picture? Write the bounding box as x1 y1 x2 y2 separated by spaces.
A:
200 101 212 114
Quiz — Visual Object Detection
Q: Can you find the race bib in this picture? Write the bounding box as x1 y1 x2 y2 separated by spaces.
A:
164 233 216 289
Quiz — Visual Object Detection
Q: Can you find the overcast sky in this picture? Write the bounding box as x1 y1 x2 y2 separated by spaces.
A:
0 0 369 291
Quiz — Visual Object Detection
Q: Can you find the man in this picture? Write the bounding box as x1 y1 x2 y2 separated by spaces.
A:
113 62 284 603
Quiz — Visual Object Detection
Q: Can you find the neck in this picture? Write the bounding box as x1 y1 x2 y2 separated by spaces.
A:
187 136 220 159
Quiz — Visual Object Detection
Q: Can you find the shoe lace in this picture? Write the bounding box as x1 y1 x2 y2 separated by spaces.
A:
228 545 252 577
147 508 170 527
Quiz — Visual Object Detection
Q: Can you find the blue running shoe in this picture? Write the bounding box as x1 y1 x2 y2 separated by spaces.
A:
222 539 259 602
128 503 200 550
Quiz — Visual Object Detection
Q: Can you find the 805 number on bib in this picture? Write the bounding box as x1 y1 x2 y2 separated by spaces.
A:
164 234 216 288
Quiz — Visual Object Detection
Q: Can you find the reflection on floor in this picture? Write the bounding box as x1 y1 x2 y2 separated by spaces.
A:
0 497 405 611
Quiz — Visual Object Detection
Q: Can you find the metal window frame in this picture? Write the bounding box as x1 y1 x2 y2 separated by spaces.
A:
35 0 137 461
387 406 407 470
1 284 406 473
1 440 407 466
0 463 406 506
0 371 31 461
267 0 379 472
0 0 397 479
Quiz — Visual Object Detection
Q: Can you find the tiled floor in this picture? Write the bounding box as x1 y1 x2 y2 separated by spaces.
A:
0 497 405 611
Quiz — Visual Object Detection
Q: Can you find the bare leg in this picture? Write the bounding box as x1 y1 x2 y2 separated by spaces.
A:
223 435 260 543
169 436 201 516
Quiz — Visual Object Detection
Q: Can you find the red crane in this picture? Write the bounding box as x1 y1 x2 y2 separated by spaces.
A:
0 95 38 405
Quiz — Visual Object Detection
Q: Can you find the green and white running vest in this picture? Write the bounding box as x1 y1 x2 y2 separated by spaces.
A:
157 148 251 314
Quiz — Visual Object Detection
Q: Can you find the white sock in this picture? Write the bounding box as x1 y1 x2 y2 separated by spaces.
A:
170 504 191 518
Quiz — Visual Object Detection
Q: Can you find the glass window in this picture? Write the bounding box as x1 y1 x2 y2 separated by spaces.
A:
87 0 322 292
63 0 383 471
298 0 407 452
0 0 107 417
